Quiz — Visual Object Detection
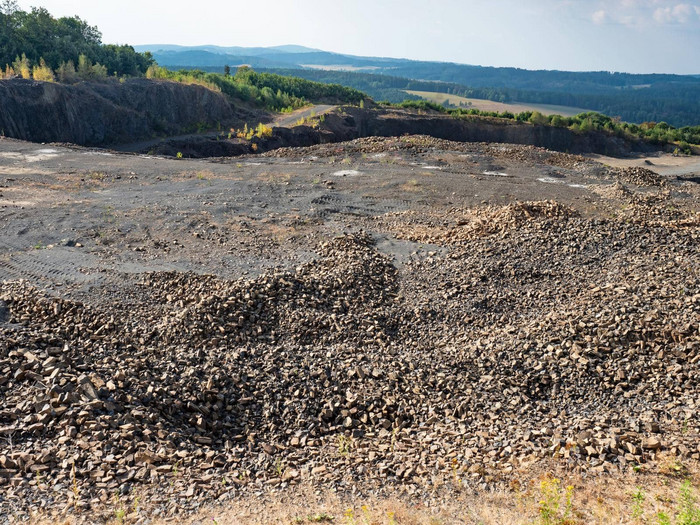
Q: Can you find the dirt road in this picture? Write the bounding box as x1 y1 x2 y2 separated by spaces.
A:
272 104 336 127
590 152 700 178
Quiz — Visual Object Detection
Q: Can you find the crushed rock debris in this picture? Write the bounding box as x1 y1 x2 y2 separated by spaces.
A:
1 202 699 519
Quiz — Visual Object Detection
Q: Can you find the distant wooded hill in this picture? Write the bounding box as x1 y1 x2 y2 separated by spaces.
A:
137 44 700 127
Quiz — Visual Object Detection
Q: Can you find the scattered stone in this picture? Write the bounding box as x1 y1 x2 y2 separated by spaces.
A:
0 137 698 521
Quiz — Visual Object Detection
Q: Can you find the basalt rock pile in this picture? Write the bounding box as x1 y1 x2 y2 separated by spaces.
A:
1 203 699 519
482 144 589 170
265 135 594 171
382 200 576 245
606 166 668 187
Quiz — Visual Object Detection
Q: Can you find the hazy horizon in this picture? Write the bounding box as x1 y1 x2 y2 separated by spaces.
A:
14 0 700 75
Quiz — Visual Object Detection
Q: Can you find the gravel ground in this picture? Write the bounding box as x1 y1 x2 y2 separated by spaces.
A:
0 136 698 523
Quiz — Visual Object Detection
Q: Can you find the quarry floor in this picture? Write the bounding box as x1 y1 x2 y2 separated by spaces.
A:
1 136 699 524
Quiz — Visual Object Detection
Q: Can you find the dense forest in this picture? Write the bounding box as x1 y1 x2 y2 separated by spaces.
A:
259 68 501 104
258 68 700 128
0 1 153 78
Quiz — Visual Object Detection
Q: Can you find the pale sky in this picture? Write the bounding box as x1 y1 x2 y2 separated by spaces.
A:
14 0 700 74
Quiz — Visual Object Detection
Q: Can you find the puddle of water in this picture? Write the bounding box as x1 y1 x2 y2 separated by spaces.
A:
35 148 58 154
333 170 362 177
568 184 587 189
85 151 114 157
423 166 443 170
483 170 511 177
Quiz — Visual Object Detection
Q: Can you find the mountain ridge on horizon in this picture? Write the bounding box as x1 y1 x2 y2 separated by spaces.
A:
134 44 323 56
134 43 700 78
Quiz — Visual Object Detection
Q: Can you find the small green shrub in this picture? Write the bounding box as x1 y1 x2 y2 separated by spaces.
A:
536 477 576 525
676 481 700 525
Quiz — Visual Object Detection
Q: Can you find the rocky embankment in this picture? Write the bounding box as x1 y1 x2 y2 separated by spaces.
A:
363 108 662 156
0 78 246 146
150 106 667 159
0 78 670 157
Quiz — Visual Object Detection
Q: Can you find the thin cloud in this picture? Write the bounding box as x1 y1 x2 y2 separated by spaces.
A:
591 0 700 26
653 3 696 23
592 9 608 23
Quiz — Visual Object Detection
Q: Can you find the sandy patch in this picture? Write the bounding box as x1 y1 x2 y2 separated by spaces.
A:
332 169 362 176
589 153 700 177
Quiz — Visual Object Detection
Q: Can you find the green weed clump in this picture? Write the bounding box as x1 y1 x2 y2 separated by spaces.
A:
629 480 700 525
675 480 700 525
536 476 576 525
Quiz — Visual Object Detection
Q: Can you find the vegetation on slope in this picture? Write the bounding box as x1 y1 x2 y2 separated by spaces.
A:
0 1 365 113
145 65 365 111
0 1 153 78
394 100 700 152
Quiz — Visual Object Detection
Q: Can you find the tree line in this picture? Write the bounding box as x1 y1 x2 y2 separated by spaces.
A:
0 1 153 80
0 0 364 112
394 101 700 152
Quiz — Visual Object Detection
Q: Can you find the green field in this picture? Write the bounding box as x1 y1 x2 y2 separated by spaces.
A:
406 90 591 117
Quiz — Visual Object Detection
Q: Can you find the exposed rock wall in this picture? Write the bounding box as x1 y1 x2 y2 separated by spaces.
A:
361 109 660 156
0 78 238 145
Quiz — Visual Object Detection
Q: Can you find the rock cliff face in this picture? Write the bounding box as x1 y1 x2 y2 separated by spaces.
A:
360 109 661 156
147 107 663 158
0 78 239 145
